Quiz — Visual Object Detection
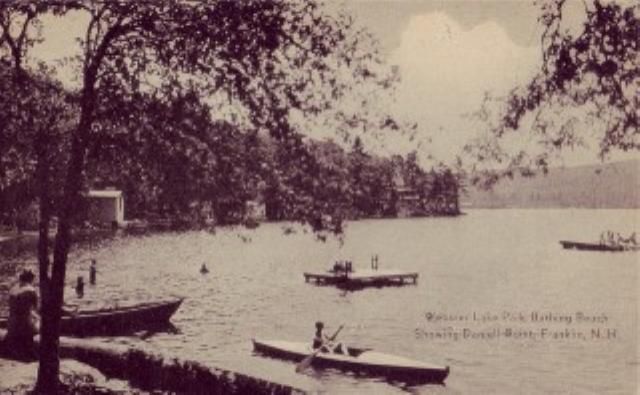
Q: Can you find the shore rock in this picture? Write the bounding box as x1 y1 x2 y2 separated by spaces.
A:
0 358 137 394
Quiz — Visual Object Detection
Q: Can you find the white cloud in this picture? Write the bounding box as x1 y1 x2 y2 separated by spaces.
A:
31 12 89 88
388 12 540 165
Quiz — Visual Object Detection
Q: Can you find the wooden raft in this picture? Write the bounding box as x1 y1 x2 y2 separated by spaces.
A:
303 269 418 289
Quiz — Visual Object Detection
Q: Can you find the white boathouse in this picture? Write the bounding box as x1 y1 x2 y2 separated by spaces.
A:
86 190 124 226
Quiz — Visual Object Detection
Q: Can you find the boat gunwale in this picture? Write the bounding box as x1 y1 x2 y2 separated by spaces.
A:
67 298 184 319
0 298 183 328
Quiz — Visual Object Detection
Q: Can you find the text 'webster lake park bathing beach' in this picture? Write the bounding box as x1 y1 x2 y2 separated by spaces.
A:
418 311 617 342
0 0 638 394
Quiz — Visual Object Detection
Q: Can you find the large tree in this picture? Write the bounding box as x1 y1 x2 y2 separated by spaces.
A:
466 0 638 183
0 1 395 392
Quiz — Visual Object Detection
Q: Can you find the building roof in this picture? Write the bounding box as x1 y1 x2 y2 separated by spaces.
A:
87 190 122 198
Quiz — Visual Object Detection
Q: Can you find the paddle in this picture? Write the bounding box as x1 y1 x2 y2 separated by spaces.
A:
295 324 344 373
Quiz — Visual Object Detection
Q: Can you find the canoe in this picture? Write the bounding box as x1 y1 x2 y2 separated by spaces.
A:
560 240 640 252
0 298 183 337
252 339 449 384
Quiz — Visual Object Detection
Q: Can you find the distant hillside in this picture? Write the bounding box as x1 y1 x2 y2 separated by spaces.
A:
464 160 640 209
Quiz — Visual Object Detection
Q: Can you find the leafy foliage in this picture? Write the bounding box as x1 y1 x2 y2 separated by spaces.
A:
1 1 409 392
0 61 74 224
465 0 638 183
0 1 460 391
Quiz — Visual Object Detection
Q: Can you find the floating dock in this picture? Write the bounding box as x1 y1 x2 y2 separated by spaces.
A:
303 269 418 289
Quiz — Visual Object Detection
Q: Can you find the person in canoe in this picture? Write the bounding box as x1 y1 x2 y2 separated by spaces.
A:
312 321 325 349
2 269 39 361
312 321 348 355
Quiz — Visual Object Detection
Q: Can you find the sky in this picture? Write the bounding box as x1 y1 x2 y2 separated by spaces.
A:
28 1 637 168
345 0 637 167
347 0 543 52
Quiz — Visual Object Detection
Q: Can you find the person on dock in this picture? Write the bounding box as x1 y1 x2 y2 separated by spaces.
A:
89 259 97 285
75 276 85 298
2 269 39 361
200 263 209 274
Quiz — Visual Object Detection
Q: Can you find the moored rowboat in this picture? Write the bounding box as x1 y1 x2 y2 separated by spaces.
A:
0 298 183 337
252 339 449 383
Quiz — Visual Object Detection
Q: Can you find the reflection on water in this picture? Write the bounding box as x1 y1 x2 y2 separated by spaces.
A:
1 209 637 394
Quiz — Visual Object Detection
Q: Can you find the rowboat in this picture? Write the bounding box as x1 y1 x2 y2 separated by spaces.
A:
0 298 183 337
560 240 640 252
252 339 449 384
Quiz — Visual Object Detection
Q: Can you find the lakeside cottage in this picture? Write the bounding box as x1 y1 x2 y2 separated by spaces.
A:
85 190 125 228
395 186 421 218
246 200 267 221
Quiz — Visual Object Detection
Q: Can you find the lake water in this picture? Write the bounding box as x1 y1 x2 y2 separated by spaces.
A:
2 209 638 394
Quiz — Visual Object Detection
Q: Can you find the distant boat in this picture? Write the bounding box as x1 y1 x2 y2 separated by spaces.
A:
253 339 449 384
559 240 639 252
0 298 183 337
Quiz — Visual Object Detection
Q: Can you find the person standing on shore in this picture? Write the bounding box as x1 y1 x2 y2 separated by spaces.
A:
75 276 85 298
89 259 97 285
2 269 39 361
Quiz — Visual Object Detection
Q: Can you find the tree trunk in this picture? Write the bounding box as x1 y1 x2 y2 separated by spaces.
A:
35 103 94 394
34 132 58 394
35 304 60 394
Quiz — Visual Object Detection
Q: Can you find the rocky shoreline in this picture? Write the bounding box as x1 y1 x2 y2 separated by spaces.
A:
0 358 136 394
0 330 305 394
